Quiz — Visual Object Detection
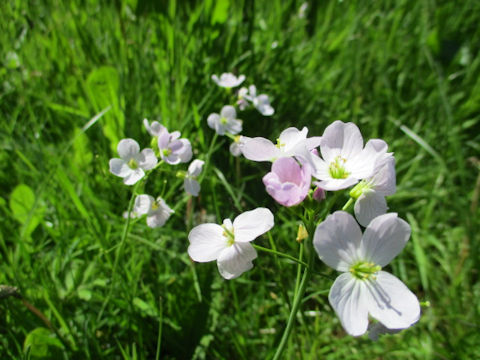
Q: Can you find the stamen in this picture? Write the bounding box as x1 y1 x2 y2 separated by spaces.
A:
349 261 381 280
128 158 139 169
329 156 350 179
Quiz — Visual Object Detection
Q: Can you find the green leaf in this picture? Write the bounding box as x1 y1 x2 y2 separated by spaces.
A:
9 184 44 238
23 327 64 358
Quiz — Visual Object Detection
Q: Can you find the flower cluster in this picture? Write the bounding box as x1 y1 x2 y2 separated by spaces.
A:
208 72 275 157
108 119 205 228
108 72 421 343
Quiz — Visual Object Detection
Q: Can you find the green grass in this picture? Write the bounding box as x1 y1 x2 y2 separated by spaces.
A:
1 0 479 358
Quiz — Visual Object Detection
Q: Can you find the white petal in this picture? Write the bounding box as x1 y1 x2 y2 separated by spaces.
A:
279 127 308 152
316 177 358 191
123 168 145 185
188 224 227 262
178 139 193 163
221 105 237 120
242 137 281 162
236 74 246 86
188 159 205 177
229 142 242 157
320 121 363 163
143 119 165 137
233 208 274 242
225 119 242 135
211 74 220 85
217 242 257 279
146 209 171 228
354 192 388 227
184 178 200 196
304 136 322 150
370 157 396 195
346 148 378 179
109 158 131 177
360 213 411 266
329 273 370 336
366 271 420 329
138 148 158 170
313 211 362 271
117 138 140 159
134 194 154 215
207 113 221 132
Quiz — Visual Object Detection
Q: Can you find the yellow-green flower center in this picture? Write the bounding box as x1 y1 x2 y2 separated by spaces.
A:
329 156 350 179
162 148 172 157
128 158 139 169
151 201 160 210
349 261 381 280
220 116 228 125
222 225 235 246
275 138 285 149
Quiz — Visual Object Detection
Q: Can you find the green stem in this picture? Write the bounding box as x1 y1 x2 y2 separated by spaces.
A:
252 244 308 268
342 197 354 211
97 181 140 322
272 244 314 360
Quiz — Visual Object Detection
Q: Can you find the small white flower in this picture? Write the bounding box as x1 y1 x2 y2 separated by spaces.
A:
109 139 158 185
313 211 420 337
237 85 274 116
242 126 321 162
207 105 243 136
134 194 174 228
211 73 246 88
184 159 205 196
157 126 192 165
143 118 165 137
307 121 385 191
229 135 250 157
188 208 274 279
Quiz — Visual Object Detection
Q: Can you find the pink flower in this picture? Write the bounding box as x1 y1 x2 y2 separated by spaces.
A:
262 157 311 207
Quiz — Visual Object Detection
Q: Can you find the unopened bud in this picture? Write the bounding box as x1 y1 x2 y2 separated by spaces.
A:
313 187 325 202
296 224 308 242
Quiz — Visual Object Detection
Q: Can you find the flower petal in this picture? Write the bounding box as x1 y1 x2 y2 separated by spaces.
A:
233 208 274 242
217 242 257 279
184 178 200 196
320 121 363 163
109 158 131 177
366 271 420 330
316 177 358 191
138 148 158 170
188 159 205 177
134 194 154 215
188 224 227 262
354 192 388 227
123 168 145 185
207 113 221 132
242 137 281 162
225 119 243 135
221 105 236 120
279 127 308 153
117 138 140 159
177 139 193 163
329 273 370 336
360 213 411 266
370 156 396 195
313 211 362 271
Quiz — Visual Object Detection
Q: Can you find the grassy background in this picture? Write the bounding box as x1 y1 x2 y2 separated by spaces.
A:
1 0 479 358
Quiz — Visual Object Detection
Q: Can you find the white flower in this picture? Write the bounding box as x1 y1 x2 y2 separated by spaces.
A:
143 119 165 137
241 126 321 162
207 105 243 136
157 126 192 165
109 139 158 185
188 208 274 279
211 73 246 88
349 143 396 226
134 194 174 228
307 120 385 191
237 85 274 116
229 135 250 157
184 159 205 196
313 211 420 337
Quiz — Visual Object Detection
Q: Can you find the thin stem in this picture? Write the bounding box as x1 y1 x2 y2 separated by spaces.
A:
97 181 140 322
342 197 354 211
252 244 308 268
272 218 317 360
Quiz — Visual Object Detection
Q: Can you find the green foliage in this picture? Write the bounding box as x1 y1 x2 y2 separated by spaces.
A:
0 0 479 359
